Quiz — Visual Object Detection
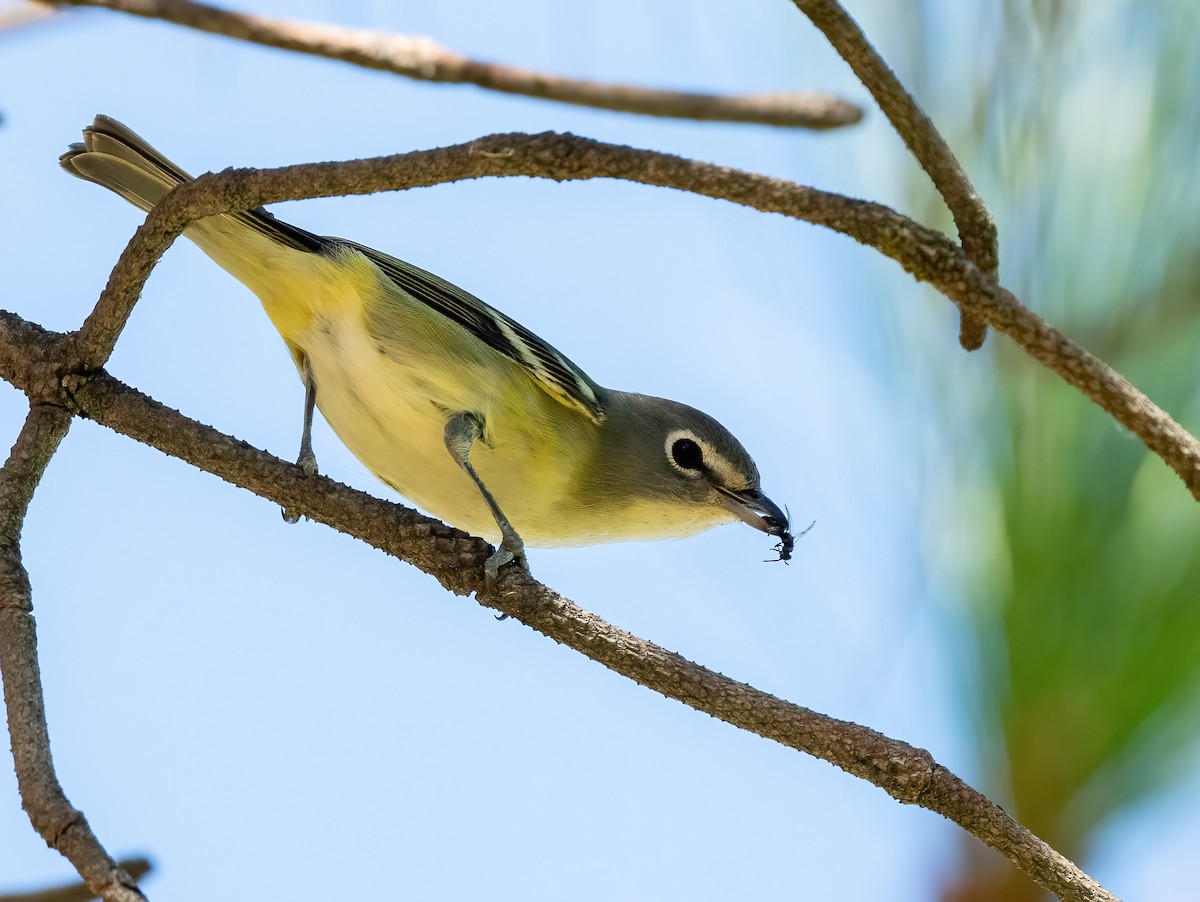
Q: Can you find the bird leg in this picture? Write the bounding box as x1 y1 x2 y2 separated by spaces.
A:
282 355 319 524
444 411 527 589
295 359 319 477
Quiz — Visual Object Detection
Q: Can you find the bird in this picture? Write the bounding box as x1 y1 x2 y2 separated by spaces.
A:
61 115 795 585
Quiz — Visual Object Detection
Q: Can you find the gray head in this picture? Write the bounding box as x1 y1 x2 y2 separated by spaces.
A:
585 391 793 559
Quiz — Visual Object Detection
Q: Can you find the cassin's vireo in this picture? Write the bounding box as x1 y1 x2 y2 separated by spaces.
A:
61 116 795 582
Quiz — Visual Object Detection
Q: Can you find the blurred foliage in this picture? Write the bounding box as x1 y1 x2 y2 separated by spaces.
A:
895 1 1200 898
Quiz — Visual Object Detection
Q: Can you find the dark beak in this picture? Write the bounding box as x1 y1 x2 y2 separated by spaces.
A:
718 487 796 561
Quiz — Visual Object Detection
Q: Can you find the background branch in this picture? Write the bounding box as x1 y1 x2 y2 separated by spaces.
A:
0 310 1116 902
0 403 145 902
38 0 862 130
0 858 151 902
791 0 997 348
68 133 1200 497
0 2 54 31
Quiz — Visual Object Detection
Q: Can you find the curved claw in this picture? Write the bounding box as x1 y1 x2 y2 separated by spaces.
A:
484 546 517 585
297 451 319 478
485 541 528 620
281 451 319 523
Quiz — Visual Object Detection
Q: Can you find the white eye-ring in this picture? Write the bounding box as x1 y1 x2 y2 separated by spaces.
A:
666 430 706 475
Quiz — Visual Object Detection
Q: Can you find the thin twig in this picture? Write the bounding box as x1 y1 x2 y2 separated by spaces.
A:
0 312 1115 902
791 0 996 348
66 132 1200 497
0 858 151 902
0 404 146 902
0 2 55 31
38 0 862 130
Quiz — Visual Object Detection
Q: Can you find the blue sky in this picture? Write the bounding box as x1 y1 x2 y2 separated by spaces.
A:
0 1 1192 899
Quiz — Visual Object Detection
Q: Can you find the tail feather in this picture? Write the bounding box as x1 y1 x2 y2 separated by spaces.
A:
61 114 324 254
60 116 191 212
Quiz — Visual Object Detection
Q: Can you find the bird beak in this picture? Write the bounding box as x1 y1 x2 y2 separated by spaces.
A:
718 487 795 560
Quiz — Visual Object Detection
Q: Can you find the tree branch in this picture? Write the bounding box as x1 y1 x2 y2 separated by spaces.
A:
66 132 1200 496
0 402 146 902
37 0 862 130
0 310 1115 902
791 0 997 349
0 859 151 902
0 4 1160 896
0 3 54 31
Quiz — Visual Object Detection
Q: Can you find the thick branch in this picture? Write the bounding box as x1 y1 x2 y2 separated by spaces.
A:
66 132 1200 498
792 0 996 348
39 0 861 130
0 312 1114 901
0 405 145 902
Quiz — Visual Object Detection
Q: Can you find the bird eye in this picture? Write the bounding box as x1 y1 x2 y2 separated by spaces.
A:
670 437 705 471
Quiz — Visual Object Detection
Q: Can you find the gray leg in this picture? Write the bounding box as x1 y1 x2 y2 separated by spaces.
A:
282 358 319 524
444 411 526 587
296 362 319 477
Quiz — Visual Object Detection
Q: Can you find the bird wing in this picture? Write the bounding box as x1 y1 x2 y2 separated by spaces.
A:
342 239 606 425
236 207 606 424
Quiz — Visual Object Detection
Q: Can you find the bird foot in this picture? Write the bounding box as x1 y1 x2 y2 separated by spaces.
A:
485 541 528 619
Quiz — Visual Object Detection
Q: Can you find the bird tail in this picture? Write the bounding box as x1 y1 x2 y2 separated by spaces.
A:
60 115 194 213
62 115 389 364
60 114 325 262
